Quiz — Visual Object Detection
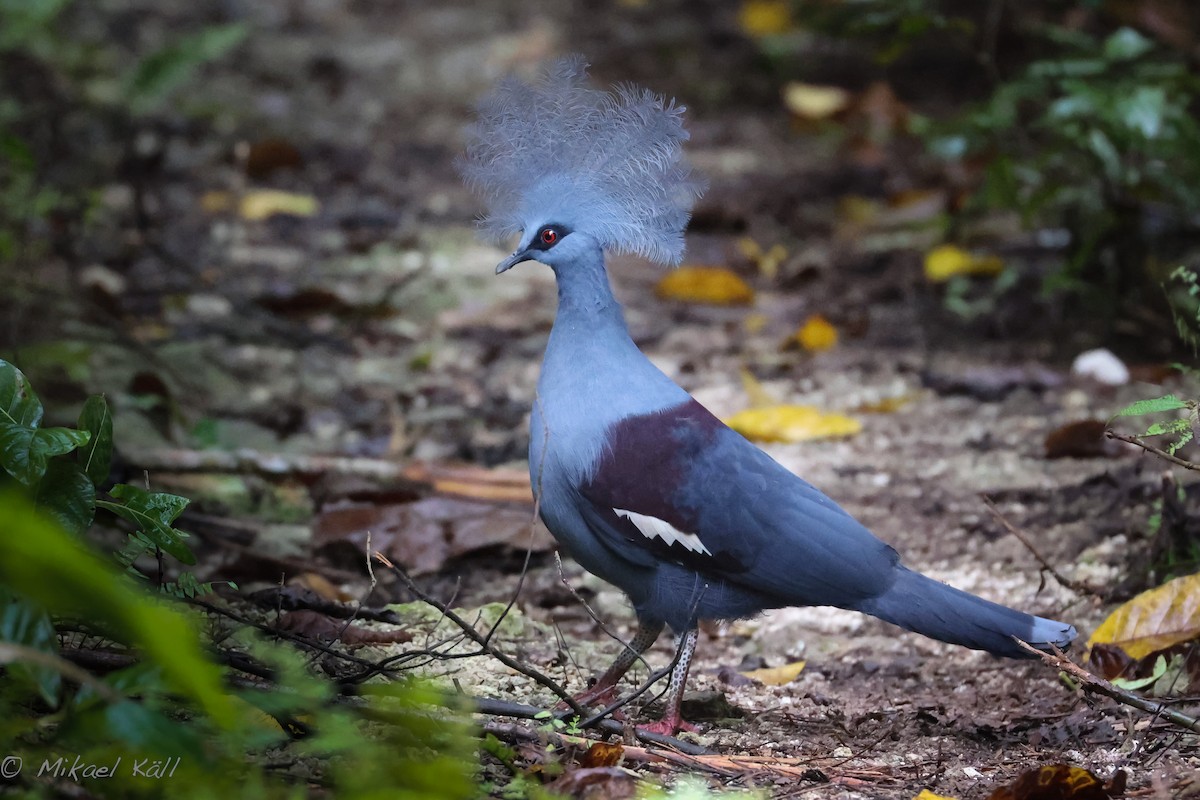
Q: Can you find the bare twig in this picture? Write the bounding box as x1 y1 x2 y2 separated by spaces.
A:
373 552 586 718
983 497 1099 597
473 697 710 755
1107 430 1199 472
1016 639 1200 733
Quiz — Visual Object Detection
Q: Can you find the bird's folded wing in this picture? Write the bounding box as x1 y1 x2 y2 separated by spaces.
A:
577 399 899 607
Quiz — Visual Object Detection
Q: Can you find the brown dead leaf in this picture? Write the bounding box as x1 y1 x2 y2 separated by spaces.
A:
550 767 637 800
289 572 353 603
312 497 553 575
578 741 624 768
656 266 754 305
985 764 1126 800
244 137 304 179
740 660 806 686
1087 572 1200 661
400 462 533 503
1044 420 1129 459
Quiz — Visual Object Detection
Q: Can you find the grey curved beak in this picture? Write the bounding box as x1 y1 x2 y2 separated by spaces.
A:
495 250 531 274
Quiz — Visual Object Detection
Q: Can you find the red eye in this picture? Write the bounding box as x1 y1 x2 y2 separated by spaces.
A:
540 228 558 245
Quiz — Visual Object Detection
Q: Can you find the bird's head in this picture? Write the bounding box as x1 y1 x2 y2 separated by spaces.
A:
495 222 602 274
461 56 703 275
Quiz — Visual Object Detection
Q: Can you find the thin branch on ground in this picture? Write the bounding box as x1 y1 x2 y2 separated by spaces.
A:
473 697 710 755
1016 639 1199 733
1106 430 1199 472
983 496 1101 598
373 552 586 718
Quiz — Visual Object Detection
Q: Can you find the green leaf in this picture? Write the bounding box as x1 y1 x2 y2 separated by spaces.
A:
34 460 95 536
77 395 113 486
1145 418 1193 437
1104 27 1154 61
105 699 204 753
1 425 91 486
0 588 61 705
0 491 236 727
124 23 248 114
98 484 194 565
1168 428 1194 455
0 359 44 429
1114 395 1189 418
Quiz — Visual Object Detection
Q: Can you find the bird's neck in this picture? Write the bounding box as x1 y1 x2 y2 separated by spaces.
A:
549 247 628 331
539 246 687 416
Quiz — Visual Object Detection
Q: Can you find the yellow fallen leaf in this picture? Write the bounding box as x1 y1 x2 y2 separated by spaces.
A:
200 190 233 213
739 368 779 408
837 195 881 225
738 0 791 37
656 266 754 305
1086 571 1200 661
923 244 1003 282
725 405 862 443
240 189 319 221
854 394 917 414
737 237 788 279
783 82 851 120
743 312 769 334
740 660 806 686
795 314 838 352
914 792 958 800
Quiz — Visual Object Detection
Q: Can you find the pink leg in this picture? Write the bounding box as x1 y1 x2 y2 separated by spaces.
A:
637 627 699 736
564 619 664 709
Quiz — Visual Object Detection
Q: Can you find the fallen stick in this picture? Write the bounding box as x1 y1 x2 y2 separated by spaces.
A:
1016 639 1199 733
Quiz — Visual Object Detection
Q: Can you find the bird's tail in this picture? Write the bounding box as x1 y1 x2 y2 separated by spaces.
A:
854 566 1076 658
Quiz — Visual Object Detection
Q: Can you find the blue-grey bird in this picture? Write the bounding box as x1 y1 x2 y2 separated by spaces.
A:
461 56 1077 735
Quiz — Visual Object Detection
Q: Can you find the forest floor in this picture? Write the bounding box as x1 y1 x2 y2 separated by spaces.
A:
11 1 1200 798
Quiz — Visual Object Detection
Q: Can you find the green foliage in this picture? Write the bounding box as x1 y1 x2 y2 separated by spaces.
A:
919 25 1200 296
0 2 248 264
1114 394 1198 455
0 494 476 799
0 359 477 798
1167 265 1200 353
123 23 248 115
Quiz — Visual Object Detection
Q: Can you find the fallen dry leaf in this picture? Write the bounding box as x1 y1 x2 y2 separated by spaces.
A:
656 266 754 305
737 0 791 37
313 496 554 575
401 462 533 503
783 82 851 120
737 237 788 279
924 244 1003 283
289 572 354 603
244 136 304 179
550 766 637 800
794 314 838 352
1087 572 1200 661
985 764 1126 800
740 659 806 686
1044 420 1130 459
277 610 413 645
240 189 319 221
725 405 862 443
578 741 624 768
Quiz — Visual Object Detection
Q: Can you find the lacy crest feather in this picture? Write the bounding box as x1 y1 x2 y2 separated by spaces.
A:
460 56 703 265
